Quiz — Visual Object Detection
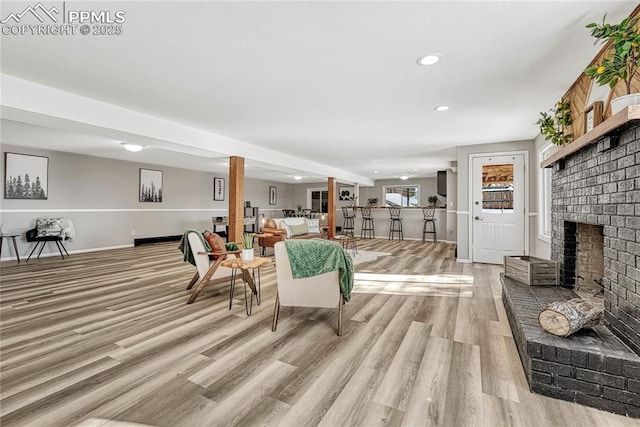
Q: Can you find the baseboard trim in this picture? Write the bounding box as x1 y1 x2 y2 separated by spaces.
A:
0 244 135 262
134 235 183 246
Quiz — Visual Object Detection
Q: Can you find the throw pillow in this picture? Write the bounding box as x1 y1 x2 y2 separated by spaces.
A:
289 223 309 237
203 230 227 259
279 220 293 238
305 219 320 234
36 218 63 237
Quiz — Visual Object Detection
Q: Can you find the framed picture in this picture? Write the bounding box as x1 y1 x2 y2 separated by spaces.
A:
584 101 603 133
214 177 225 201
339 186 355 201
139 168 163 202
4 152 48 200
269 186 277 205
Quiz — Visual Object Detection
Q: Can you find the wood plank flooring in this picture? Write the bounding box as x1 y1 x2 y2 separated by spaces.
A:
1 239 637 426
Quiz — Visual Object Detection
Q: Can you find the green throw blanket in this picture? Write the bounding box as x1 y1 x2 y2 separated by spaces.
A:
178 229 239 266
284 238 354 301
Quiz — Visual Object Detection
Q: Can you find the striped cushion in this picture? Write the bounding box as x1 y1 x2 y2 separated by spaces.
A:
288 223 309 237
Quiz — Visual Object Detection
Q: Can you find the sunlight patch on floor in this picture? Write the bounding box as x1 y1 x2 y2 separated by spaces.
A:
353 272 474 297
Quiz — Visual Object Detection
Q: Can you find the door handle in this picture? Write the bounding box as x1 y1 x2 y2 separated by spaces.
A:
474 216 483 220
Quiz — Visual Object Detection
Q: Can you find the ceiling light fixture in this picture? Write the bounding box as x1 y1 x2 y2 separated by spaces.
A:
434 105 450 112
417 54 441 66
373 171 379 174
293 175 303 181
122 143 144 152
400 175 409 180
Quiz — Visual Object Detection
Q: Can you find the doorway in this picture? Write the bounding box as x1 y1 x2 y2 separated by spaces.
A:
471 154 526 264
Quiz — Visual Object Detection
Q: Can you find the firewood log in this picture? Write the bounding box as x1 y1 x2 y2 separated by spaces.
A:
538 298 602 337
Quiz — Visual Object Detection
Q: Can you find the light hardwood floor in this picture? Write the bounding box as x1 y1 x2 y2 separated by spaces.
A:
0 239 636 427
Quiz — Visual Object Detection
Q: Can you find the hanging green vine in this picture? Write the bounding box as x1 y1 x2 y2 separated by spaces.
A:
536 100 573 146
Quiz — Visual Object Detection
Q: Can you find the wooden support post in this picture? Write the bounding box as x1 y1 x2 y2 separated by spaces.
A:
229 156 245 244
327 177 336 239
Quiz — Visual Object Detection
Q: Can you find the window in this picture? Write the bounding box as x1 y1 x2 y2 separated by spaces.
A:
310 190 328 213
382 185 420 207
481 163 514 212
538 144 553 242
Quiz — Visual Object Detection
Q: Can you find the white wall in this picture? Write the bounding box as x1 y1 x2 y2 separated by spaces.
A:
0 144 293 259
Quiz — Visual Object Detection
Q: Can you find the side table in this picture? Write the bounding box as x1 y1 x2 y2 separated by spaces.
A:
331 235 359 255
221 256 272 315
0 234 21 264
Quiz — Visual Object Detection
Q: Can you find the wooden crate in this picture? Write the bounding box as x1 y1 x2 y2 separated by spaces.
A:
504 256 559 286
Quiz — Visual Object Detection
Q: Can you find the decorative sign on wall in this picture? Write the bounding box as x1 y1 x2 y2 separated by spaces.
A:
4 152 48 200
269 186 277 205
214 177 225 201
139 168 163 202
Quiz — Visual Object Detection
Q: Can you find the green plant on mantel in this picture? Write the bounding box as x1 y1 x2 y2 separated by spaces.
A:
585 14 640 95
536 100 573 146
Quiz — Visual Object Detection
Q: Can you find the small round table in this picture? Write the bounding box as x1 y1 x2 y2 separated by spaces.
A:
221 256 272 315
0 234 21 263
331 235 359 255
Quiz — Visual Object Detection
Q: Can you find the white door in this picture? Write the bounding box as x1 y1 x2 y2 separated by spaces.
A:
472 155 525 264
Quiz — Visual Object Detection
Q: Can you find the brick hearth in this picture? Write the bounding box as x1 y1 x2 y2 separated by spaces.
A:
502 275 640 417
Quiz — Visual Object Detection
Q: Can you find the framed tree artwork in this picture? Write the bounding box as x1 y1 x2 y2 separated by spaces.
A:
269 186 277 205
4 152 48 200
139 168 163 202
214 177 225 201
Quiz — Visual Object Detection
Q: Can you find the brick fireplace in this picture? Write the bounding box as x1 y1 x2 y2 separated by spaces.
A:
501 121 640 418
552 123 640 355
559 222 605 296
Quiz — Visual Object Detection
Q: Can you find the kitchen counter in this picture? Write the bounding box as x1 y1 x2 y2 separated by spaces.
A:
336 206 447 241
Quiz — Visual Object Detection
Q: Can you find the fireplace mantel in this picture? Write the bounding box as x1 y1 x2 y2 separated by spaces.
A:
541 104 640 168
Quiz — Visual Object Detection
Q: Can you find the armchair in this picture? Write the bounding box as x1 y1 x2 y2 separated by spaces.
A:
272 241 344 335
258 218 286 255
184 231 240 304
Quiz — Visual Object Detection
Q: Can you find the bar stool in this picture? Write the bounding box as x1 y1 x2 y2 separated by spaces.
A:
388 207 403 240
422 207 437 243
360 207 375 239
342 206 355 235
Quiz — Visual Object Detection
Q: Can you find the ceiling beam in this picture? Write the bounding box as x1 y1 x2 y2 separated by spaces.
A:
1 74 374 186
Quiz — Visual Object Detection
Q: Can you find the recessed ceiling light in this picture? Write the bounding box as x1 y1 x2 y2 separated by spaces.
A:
412 168 418 172
373 171 379 174
434 105 450 112
400 175 409 180
417 54 441 66
122 143 144 152
293 175 303 181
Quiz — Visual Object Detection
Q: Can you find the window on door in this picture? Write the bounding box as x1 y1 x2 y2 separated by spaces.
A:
481 164 514 212
382 185 420 207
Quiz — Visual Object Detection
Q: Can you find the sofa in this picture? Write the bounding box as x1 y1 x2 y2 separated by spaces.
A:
259 217 323 254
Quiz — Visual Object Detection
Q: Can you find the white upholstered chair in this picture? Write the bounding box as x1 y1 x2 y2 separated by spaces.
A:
272 241 344 335
186 232 239 304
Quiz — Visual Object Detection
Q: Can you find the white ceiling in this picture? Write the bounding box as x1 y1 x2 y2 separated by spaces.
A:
1 1 637 183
